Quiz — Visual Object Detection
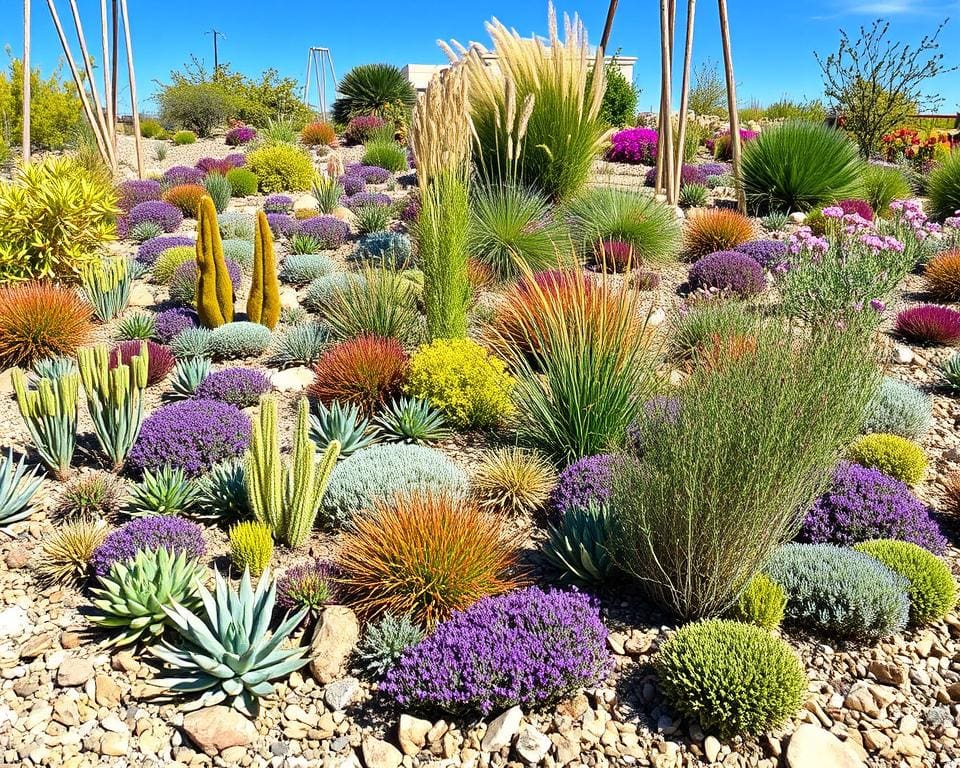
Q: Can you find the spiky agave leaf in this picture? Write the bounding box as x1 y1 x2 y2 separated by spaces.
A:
542 502 614 586
151 568 308 717
309 400 379 456
0 448 43 527
373 396 450 444
126 465 200 517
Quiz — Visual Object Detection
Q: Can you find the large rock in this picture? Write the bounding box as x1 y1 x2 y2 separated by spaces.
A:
128 284 155 307
270 366 314 393
398 714 432 756
324 677 360 711
309 605 360 684
293 194 319 213
361 735 402 768
515 724 551 764
182 706 258 755
0 606 29 638
481 706 523 752
786 724 864 768
56 658 94 687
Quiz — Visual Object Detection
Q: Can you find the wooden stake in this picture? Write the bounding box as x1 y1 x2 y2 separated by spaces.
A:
658 0 676 204
100 0 114 151
110 0 118 127
599 0 620 55
68 0 115 170
46 0 110 165
120 0 143 178
674 0 696 197
22 0 31 162
718 0 745 213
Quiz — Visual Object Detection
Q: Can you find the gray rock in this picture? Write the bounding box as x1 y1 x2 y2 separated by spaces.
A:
324 677 360 711
481 706 523 752
515 724 551 764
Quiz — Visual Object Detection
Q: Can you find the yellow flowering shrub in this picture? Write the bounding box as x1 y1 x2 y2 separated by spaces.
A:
406 339 515 428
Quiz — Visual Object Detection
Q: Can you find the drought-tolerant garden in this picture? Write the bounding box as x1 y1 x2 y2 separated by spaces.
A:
0 6 959 768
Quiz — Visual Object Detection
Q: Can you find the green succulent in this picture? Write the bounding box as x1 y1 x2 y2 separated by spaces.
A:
356 613 425 678
0 449 43 528
32 355 77 381
542 503 614 586
169 357 212 400
116 312 156 341
309 401 380 457
374 397 449 444
129 220 164 244
126 465 199 517
940 353 960 389
168 328 212 360
194 459 250 522
89 547 204 647
270 323 329 368
151 568 310 717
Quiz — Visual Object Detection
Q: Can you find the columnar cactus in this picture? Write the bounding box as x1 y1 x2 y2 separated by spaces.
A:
81 257 132 322
196 195 234 328
246 396 340 548
246 210 281 329
77 343 149 471
12 370 79 480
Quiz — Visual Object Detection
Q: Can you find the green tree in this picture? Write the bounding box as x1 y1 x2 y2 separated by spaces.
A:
594 54 637 127
0 51 83 151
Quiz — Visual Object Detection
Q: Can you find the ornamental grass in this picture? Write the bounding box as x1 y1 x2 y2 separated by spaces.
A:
0 282 94 369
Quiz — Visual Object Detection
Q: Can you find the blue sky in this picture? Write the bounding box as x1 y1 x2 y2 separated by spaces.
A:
2 0 959 116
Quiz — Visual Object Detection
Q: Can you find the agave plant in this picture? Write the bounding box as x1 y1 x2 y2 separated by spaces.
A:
374 396 450 444
115 312 156 341
151 568 309 717
126 465 199 517
32 356 77 381
89 547 204 647
309 401 380 457
169 357 212 400
0 449 43 528
194 459 249 522
542 502 614 586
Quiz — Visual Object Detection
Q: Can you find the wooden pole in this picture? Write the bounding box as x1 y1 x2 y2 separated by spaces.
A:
599 0 620 55
120 0 143 177
674 0 696 197
658 0 676 204
100 0 114 152
718 0 745 213
46 0 110 165
110 0 118 126
68 0 115 170
22 0 31 163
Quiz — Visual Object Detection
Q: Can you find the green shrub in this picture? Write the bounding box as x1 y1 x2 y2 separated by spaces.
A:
280 254 337 285
765 543 909 640
927 152 960 222
668 301 757 363
331 64 416 125
173 130 197 145
140 118 166 139
247 144 314 193
655 619 806 738
207 321 273 360
226 168 259 197
862 164 911 215
361 140 407 173
157 80 229 137
854 539 957 626
354 204 393 236
740 121 865 213
356 614 425 678
594 58 637 128
218 212 255 240
203 174 232 213
612 322 880 619
222 238 254 272
303 273 364 312
863 377 932 440
846 433 926 485
0 58 83 150
729 573 786 630
319 266 420 344
153 246 196 283
229 520 273 577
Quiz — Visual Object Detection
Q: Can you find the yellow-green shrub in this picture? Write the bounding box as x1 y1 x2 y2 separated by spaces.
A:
0 58 83 151
153 246 197 283
247 144 314 193
172 130 197 145
729 573 786 630
229 520 273 576
406 339 515 428
846 433 927 485
0 156 119 281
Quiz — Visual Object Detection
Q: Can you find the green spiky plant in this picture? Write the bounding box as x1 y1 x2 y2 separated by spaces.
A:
0 449 43 528
331 63 416 125
247 210 281 330
196 195 234 328
169 357 212 400
246 397 341 548
308 401 379 457
542 503 614 586
229 520 274 576
115 312 155 341
356 613 425 678
151 568 310 717
927 152 960 222
312 174 344 214
374 396 450 444
126 465 199 517
12 370 79 480
81 258 132 323
194 459 249 522
77 343 149 470
89 547 204 647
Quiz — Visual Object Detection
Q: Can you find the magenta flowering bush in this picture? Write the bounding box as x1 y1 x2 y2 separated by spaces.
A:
196 156 245 176
687 251 766 298
343 115 387 145
707 129 758 160
117 179 162 213
109 340 176 386
607 127 658 165
136 236 195 265
838 199 875 222
195 367 272 408
91 516 206 576
129 399 251 477
225 124 257 146
125 201 184 234
276 559 337 618
801 462 946 553
299 215 351 249
550 455 616 518
154 308 198 343
381 587 610 715
895 304 960 345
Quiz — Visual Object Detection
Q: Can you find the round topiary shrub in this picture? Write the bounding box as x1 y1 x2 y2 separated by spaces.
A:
802 461 946 553
153 246 197 284
129 399 251 477
162 183 207 217
246 144 314 193
163 166 205 186
764 543 909 640
854 539 957 626
381 586 610 716
279 254 337 286
683 209 757 259
90 515 205 576
207 322 273 360
323 444 468 525
226 168 259 198
195 367 272 408
862 377 932 440
118 179 162 212
687 250 766 298
356 232 413 266
729 573 787 631
846 433 927 486
895 304 960 346
263 194 295 214
137 235 195 266
405 339 515 429
655 619 806 738
550 454 616 518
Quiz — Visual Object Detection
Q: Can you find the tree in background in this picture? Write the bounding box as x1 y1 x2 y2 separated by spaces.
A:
688 59 727 117
817 19 956 157
0 52 82 151
592 52 638 127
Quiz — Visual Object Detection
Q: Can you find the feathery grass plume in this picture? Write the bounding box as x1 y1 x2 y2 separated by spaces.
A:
442 4 605 201
411 64 472 340
37 517 109 587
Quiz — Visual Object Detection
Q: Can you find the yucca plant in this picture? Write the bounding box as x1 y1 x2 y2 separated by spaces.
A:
126 465 199 517
151 568 310 717
81 258 133 322
471 446 556 516
116 312 156 341
12 370 79 480
542 502 614 586
739 120 865 213
319 265 420 344
312 174 344 214
36 517 109 587
77 344 149 470
289 233 325 256
354 204 392 236
331 63 416 124
270 323 329 368
468 184 570 281
89 547 204 647
374 396 449 444
194 459 249 522
309 401 380 457
168 357 212 400
0 449 43 528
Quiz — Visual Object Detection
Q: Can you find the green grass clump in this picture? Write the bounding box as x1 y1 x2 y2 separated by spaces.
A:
361 141 407 173
927 152 960 222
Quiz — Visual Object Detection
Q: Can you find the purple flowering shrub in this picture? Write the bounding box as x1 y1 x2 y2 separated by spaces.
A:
550 455 616 518
91 516 205 576
340 175 366 196
162 165 206 186
125 201 183 234
801 461 946 553
299 215 351 249
381 587 610 715
264 195 295 214
137 236 195 266
195 367 272 408
347 164 392 184
687 251 767 298
607 127 658 165
276 559 337 618
129 399 251 477
196 156 245 176
225 124 257 146
735 239 788 270
342 192 391 211
117 179 162 213
644 164 718 188
266 213 300 239
153 308 198 343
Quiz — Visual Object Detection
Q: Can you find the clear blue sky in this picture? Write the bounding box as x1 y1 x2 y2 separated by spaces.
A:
2 0 959 116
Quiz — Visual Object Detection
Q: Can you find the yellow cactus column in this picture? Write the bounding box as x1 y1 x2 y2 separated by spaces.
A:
247 210 281 330
196 195 234 328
